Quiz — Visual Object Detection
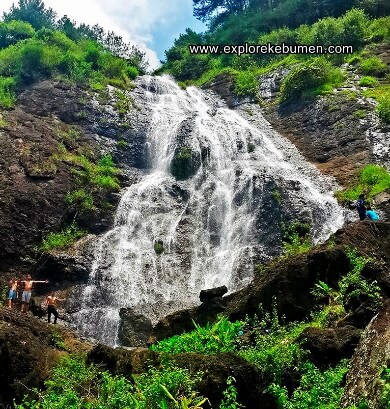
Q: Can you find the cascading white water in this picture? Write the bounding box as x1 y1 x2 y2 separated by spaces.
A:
73 75 345 345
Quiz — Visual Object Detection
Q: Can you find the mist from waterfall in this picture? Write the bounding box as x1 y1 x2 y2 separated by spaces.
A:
73 75 344 345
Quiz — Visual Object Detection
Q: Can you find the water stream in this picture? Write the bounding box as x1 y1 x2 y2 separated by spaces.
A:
73 75 344 345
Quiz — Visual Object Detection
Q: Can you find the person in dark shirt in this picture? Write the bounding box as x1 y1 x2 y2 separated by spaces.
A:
356 194 367 221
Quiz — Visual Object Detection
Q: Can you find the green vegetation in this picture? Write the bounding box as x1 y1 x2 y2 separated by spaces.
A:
339 249 381 306
279 58 343 101
359 75 378 87
50 327 68 351
160 6 390 100
234 70 258 98
219 377 244 409
269 360 349 409
117 139 129 150
151 317 243 354
154 240 164 255
16 355 207 409
0 0 146 108
41 222 85 251
377 92 390 123
171 146 193 180
359 56 387 77
336 164 390 202
282 221 312 256
354 109 367 119
64 153 120 192
65 189 95 211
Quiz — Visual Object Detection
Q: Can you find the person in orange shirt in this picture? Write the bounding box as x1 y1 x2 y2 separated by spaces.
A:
46 292 65 324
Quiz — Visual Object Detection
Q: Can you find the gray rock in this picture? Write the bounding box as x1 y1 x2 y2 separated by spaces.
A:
118 308 153 347
199 285 228 303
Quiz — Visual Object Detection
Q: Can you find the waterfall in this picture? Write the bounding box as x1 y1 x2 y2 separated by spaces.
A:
73 75 344 345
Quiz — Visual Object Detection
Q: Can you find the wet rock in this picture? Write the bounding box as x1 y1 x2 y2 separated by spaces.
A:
118 308 153 347
87 344 160 375
298 326 361 367
337 301 378 329
171 146 201 180
35 235 96 287
341 300 390 409
199 285 228 303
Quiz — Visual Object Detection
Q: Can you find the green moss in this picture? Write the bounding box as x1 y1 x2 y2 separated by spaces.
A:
171 146 193 180
154 241 164 255
117 139 128 149
354 109 367 119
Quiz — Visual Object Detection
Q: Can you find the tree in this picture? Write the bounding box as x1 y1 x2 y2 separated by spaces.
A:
3 0 56 30
193 0 249 24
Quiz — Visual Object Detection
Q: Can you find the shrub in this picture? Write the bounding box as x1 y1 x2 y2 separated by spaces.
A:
41 223 85 252
359 56 387 77
341 8 368 49
239 304 308 384
339 249 381 306
234 70 258 98
0 20 35 49
154 240 164 255
359 76 378 87
269 360 349 409
219 377 244 409
282 221 312 256
279 58 343 102
336 164 390 201
0 76 16 108
65 189 94 211
377 92 390 124
151 316 243 354
16 355 207 409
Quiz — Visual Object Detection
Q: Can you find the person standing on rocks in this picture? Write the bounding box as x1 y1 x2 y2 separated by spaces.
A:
7 279 18 309
20 275 48 313
356 194 367 221
46 292 65 324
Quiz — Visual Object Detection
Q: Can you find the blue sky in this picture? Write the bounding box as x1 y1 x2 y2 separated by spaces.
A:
0 0 206 69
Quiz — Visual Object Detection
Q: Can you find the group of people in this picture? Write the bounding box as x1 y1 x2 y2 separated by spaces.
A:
7 275 65 324
355 194 380 221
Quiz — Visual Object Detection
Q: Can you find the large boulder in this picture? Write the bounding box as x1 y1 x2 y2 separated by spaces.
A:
341 300 390 408
118 308 153 347
298 326 361 367
199 286 228 303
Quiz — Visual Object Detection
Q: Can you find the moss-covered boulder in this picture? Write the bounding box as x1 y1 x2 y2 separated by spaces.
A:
170 146 201 180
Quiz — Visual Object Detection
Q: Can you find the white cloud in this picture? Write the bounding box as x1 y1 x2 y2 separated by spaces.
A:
0 0 197 69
